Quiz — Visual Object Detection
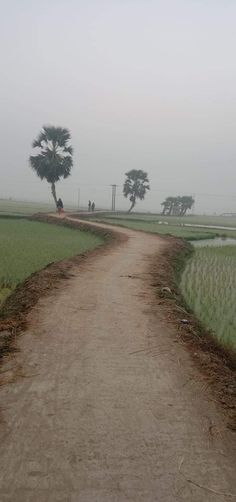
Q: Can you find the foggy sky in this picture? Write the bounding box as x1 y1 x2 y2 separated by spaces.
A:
1 0 236 213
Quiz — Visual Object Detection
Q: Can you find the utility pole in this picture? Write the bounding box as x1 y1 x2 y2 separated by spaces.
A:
111 184 118 211
192 193 196 215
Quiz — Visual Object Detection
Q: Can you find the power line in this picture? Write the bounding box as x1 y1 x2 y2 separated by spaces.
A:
1 179 236 199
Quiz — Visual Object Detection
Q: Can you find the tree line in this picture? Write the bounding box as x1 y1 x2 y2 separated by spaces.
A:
161 196 194 216
29 125 194 215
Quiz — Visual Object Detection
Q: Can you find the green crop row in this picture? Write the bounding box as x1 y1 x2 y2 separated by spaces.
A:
180 246 236 350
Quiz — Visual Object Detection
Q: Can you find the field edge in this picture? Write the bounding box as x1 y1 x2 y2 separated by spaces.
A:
0 214 124 367
150 237 236 429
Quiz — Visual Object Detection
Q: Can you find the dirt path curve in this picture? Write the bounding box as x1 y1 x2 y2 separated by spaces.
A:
0 217 235 502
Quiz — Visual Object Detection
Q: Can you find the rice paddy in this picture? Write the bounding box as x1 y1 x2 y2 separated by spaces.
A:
0 218 103 304
100 212 236 228
1 205 235 354
96 216 236 240
181 245 236 351
0 198 78 216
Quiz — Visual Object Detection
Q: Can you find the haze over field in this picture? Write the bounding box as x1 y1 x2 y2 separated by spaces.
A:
1 0 236 213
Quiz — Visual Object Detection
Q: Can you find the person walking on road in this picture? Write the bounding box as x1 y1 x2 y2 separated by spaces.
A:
88 200 91 212
57 198 64 215
91 202 95 212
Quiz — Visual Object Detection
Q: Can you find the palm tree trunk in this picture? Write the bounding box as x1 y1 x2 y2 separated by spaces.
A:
51 182 58 208
128 200 135 213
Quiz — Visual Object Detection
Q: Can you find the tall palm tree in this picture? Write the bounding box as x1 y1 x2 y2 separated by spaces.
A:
123 169 150 213
29 125 73 207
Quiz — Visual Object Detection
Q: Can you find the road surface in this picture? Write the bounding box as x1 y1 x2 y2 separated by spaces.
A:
0 219 235 501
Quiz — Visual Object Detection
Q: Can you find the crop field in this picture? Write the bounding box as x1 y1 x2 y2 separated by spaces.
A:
96 217 236 240
97 214 236 352
0 218 103 304
100 212 236 228
0 199 78 216
181 246 236 351
0 199 55 216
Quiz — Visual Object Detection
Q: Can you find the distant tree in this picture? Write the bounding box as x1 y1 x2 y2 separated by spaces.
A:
173 196 182 215
29 125 73 207
123 169 150 213
179 195 195 216
161 195 194 216
161 196 177 216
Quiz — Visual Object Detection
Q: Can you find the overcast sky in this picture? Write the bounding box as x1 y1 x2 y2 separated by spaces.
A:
1 0 236 213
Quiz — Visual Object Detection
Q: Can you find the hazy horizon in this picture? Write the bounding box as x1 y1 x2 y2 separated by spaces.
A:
1 0 236 214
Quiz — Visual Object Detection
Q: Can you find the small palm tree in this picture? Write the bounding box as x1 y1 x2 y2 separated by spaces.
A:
29 125 73 207
123 169 150 213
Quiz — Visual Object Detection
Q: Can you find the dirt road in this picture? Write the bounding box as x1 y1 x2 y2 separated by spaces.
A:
0 219 235 501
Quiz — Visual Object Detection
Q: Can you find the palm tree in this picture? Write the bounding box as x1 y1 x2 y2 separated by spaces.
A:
123 169 150 213
179 196 195 216
161 195 195 216
161 196 177 216
29 125 73 207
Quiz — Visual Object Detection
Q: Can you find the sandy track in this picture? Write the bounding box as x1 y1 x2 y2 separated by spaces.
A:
0 218 235 501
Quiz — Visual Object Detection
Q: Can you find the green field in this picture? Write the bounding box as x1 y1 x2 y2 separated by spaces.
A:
156 214 236 228
1 200 236 228
99 212 236 228
181 246 236 351
97 214 236 352
0 218 103 304
0 199 55 216
0 199 78 216
96 217 236 240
